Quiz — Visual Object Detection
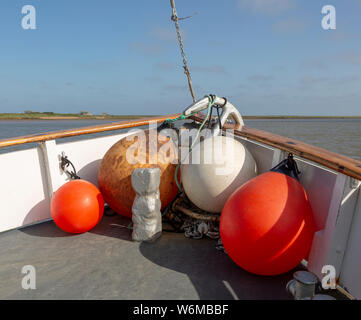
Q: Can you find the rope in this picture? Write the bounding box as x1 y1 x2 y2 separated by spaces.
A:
174 94 217 191
169 0 196 103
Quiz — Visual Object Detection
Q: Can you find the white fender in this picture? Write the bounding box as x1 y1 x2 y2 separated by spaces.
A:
181 135 257 213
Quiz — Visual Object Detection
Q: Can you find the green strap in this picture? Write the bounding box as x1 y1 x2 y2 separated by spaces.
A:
165 108 202 123
165 114 188 123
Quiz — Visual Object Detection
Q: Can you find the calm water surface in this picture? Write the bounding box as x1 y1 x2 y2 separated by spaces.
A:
246 119 360 162
0 119 360 161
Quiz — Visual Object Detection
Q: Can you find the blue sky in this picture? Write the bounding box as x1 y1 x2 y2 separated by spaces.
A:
0 0 360 115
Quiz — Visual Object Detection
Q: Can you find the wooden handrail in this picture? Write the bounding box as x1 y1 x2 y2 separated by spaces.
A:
0 112 360 180
0 114 180 149
191 114 361 181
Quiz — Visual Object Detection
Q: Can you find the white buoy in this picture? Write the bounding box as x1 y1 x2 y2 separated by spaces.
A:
181 135 257 213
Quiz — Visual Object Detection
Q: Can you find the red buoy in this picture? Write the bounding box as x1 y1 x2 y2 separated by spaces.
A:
220 171 315 276
51 180 104 234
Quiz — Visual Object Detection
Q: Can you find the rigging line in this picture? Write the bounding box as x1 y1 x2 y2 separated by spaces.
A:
169 0 196 103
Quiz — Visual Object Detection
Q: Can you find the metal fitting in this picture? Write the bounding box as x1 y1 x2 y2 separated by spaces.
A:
286 271 319 300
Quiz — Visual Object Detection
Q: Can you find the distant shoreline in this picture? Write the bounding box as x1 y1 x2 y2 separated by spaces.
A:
0 114 156 121
0 114 360 121
243 116 361 119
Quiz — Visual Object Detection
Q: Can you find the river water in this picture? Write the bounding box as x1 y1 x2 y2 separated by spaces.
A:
0 119 360 161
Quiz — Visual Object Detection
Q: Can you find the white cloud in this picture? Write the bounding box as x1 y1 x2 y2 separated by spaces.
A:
238 0 294 15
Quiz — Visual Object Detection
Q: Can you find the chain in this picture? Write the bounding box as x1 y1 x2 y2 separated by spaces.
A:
170 0 196 103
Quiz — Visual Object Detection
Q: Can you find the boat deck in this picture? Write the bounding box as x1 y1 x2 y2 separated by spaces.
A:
0 215 296 300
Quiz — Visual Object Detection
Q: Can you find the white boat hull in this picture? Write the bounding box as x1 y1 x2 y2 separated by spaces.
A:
0 128 360 299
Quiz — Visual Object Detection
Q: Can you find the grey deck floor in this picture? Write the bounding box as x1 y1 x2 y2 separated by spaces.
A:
0 215 296 300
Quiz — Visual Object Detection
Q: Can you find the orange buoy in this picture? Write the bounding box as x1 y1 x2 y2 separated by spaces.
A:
98 130 178 218
220 171 315 276
51 180 104 234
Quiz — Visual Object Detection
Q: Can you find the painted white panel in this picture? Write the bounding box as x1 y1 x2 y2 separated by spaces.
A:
57 131 134 187
306 172 346 279
240 139 275 174
0 131 136 233
0 148 49 233
338 188 361 299
297 159 338 231
328 181 360 278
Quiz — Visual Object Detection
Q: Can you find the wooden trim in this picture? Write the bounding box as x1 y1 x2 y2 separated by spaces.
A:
0 114 180 149
1 112 360 180
191 114 361 181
